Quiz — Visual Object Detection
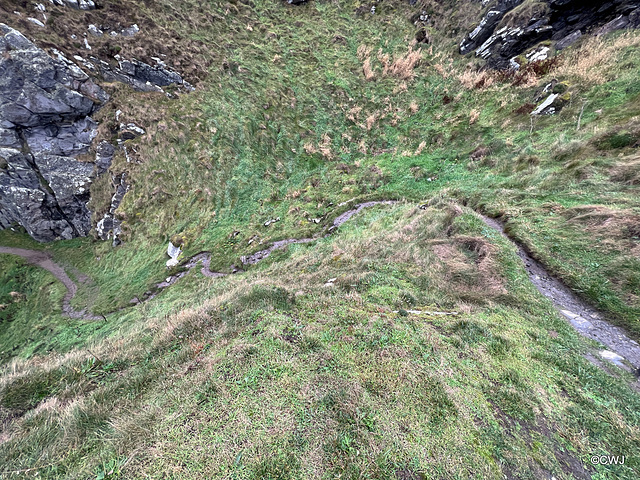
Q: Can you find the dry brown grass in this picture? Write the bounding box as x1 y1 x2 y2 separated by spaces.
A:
433 63 449 78
610 154 640 185
469 109 480 125
457 70 495 90
362 57 376 81
303 134 334 159
555 31 640 84
381 46 422 81
358 44 422 81
563 205 640 237
433 235 507 298
346 105 362 122
366 113 378 131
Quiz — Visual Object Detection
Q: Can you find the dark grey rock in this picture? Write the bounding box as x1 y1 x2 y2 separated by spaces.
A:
91 56 193 92
0 149 77 240
459 0 526 56
630 8 640 27
25 117 98 156
121 24 140 37
0 24 108 242
596 15 630 36
33 154 94 235
555 30 582 50
460 0 640 69
95 140 115 174
0 128 20 149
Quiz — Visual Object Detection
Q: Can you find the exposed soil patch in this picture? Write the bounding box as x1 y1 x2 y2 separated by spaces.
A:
480 215 640 375
0 247 101 320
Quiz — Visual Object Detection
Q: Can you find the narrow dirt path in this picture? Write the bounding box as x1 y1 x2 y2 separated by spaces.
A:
480 215 640 374
7 201 636 377
0 201 398 319
0 247 101 320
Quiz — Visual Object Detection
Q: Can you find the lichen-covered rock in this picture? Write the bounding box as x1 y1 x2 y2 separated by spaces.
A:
95 172 127 246
459 0 525 57
531 90 571 116
86 55 194 93
49 0 96 10
460 1 640 69
0 24 108 242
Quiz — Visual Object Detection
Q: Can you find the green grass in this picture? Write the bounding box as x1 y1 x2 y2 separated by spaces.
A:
1 0 640 478
3 204 640 479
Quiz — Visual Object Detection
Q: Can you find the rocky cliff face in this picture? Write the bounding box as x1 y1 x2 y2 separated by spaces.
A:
0 1 197 244
0 24 107 242
460 0 640 69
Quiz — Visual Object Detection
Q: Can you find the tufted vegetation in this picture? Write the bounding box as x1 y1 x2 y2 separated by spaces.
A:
1 0 640 478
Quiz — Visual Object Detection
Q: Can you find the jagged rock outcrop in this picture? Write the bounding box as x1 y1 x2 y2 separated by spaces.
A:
0 24 107 242
95 172 127 246
75 54 194 93
50 0 97 10
460 0 640 69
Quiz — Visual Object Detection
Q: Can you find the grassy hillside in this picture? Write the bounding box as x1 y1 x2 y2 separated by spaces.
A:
1 0 640 478
3 203 640 479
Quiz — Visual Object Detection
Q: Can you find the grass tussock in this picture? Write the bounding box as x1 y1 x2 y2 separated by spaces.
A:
458 69 495 90
556 31 640 84
359 44 422 81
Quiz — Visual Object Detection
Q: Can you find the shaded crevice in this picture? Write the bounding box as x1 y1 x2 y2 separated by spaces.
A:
15 128 82 237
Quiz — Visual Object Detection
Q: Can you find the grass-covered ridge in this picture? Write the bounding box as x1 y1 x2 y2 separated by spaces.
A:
2 203 640 479
1 0 640 478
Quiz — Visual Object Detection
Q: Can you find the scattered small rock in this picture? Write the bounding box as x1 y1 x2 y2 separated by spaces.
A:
27 17 45 27
166 241 182 267
264 217 280 227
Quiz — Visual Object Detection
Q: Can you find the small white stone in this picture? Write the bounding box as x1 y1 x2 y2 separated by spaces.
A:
28 17 45 27
599 350 626 367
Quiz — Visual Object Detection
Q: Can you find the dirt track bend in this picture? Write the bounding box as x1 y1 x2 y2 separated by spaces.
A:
480 215 640 375
1 203 639 377
0 247 102 320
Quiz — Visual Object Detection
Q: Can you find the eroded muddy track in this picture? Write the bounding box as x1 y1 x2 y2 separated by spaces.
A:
0 247 101 320
0 201 397 320
480 215 640 373
3 204 640 378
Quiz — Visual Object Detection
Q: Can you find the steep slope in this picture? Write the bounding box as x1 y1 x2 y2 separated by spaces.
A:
1 0 640 479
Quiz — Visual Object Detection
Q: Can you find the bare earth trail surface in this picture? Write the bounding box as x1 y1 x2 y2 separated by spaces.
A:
0 246 101 320
481 215 640 375
2 203 640 379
